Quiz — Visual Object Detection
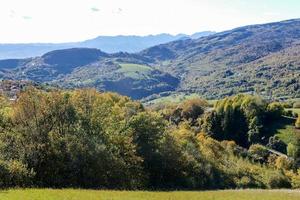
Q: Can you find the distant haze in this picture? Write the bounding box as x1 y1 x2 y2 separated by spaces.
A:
0 0 299 43
0 31 215 59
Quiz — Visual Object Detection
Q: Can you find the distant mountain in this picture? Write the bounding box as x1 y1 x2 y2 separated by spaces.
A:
0 19 299 100
0 32 215 59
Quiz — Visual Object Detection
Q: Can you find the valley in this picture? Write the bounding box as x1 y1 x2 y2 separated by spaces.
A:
0 19 299 101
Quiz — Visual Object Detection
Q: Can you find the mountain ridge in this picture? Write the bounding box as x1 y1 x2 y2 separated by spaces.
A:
0 19 299 100
0 31 215 59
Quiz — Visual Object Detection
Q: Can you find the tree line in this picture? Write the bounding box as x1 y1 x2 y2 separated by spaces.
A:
0 88 299 189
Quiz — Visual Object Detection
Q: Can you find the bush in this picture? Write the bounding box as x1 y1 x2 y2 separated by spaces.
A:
267 102 284 119
248 144 269 163
235 176 263 189
290 169 300 189
0 160 33 188
267 172 291 189
275 156 292 170
167 98 208 125
287 135 300 167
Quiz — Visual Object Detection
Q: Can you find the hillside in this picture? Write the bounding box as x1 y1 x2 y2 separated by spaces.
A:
0 48 179 99
0 19 299 100
0 88 299 190
0 32 214 59
141 19 300 99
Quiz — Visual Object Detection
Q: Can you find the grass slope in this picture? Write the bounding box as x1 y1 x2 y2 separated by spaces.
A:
117 63 152 79
0 189 299 200
146 93 203 104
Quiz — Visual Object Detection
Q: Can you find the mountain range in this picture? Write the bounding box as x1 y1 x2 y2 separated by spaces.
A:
0 19 299 100
0 32 214 59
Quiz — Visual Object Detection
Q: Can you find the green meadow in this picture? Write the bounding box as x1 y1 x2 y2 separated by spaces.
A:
0 189 299 200
117 63 152 79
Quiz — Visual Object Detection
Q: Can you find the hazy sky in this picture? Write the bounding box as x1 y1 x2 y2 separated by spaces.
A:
1 0 300 43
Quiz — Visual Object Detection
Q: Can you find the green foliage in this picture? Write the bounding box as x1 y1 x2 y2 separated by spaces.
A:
267 102 285 119
248 144 268 163
0 160 33 188
201 94 289 148
201 94 270 147
163 98 208 125
0 90 296 190
0 88 146 188
287 135 300 167
266 171 292 189
197 134 293 189
274 156 293 170
290 169 300 188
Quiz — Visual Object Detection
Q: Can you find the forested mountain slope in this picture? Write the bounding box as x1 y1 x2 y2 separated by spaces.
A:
140 19 300 99
0 48 179 99
0 19 299 100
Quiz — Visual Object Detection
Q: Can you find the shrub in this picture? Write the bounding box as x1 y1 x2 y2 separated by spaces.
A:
290 169 300 189
0 160 33 188
248 144 269 163
275 156 292 170
267 171 291 189
267 102 284 119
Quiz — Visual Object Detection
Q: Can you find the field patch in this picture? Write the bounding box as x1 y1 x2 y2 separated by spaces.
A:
146 93 205 104
117 63 153 79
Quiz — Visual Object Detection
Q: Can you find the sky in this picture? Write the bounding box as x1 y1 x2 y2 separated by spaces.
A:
0 0 300 43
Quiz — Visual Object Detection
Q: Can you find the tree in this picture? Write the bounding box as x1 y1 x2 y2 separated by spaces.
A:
128 112 166 187
287 135 300 167
164 98 208 125
202 94 267 147
267 102 284 120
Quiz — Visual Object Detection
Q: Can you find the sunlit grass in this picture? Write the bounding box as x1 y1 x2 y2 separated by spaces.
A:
117 63 152 79
147 93 205 104
0 189 299 200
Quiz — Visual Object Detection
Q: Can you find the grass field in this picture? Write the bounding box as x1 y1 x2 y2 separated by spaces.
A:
0 189 299 200
117 63 152 79
146 93 216 105
276 124 299 144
